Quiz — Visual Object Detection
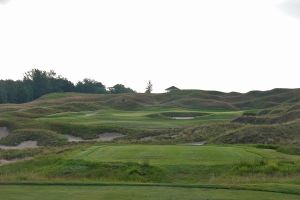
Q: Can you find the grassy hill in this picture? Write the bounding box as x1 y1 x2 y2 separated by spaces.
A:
0 88 299 146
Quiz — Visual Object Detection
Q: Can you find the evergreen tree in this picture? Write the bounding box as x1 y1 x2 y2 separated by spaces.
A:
145 81 153 94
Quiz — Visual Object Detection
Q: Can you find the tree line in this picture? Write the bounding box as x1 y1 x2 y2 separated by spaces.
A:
0 69 135 104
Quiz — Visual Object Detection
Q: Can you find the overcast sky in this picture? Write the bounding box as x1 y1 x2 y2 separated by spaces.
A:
0 0 299 93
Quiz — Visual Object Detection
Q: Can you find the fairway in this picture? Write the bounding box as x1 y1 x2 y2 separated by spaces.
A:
0 185 299 200
75 145 262 165
36 108 241 129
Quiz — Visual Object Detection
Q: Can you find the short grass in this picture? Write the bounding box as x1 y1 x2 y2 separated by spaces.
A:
36 108 242 129
0 185 299 200
1 144 299 184
0 144 300 199
74 145 262 165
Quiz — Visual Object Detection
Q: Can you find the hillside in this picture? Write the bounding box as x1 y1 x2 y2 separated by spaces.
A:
0 88 299 146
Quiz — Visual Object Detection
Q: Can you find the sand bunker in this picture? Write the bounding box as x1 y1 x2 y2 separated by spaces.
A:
66 133 125 142
140 136 155 142
65 135 84 142
0 141 38 150
0 128 38 149
0 157 33 166
0 127 9 139
95 133 125 141
171 117 195 120
189 141 206 146
85 112 97 117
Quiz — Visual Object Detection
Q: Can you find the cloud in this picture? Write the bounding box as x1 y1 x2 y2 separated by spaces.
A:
0 0 9 5
280 0 300 18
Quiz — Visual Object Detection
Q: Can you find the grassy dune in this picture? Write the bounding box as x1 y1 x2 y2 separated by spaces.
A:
0 89 299 145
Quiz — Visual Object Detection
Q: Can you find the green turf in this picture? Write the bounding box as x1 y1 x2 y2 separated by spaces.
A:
1 144 299 184
0 185 299 200
74 145 262 165
36 108 242 129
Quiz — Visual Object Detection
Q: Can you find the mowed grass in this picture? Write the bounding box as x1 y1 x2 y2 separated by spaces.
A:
1 144 299 184
74 145 262 165
0 185 299 200
36 108 242 129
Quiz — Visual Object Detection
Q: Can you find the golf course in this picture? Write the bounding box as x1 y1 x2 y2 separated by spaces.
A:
1 0 300 198
0 88 299 199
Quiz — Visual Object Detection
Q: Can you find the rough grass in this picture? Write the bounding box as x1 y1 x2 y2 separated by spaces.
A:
212 121 300 144
0 129 67 146
0 149 41 160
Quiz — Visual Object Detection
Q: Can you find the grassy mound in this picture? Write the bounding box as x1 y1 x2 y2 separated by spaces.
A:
213 121 300 144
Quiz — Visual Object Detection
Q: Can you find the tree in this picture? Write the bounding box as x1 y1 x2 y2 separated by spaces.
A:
24 69 52 99
75 79 106 94
4 80 18 103
48 76 75 93
15 81 33 103
0 81 7 103
109 84 135 94
24 69 75 99
145 80 153 94
0 68 139 104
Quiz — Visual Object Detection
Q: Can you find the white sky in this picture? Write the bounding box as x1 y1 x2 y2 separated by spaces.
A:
0 0 299 93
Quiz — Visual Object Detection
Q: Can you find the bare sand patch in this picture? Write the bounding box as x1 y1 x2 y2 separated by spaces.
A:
0 157 33 166
0 141 38 150
65 135 84 142
171 117 195 120
85 112 97 117
189 141 206 146
65 133 125 142
140 136 154 142
0 127 9 139
95 133 124 141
